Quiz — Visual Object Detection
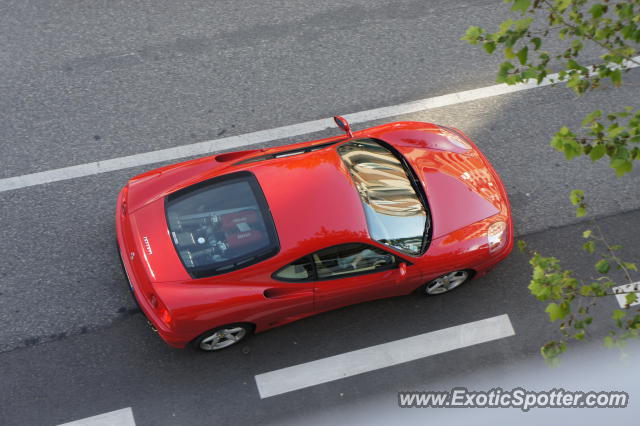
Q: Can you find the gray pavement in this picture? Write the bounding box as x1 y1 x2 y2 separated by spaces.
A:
1 209 638 426
0 0 605 177
2 73 639 354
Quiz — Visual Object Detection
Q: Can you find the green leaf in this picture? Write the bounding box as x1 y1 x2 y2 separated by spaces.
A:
612 309 626 321
576 206 586 217
607 125 625 139
625 293 638 305
582 110 602 126
604 336 614 348
571 39 583 53
611 69 622 87
516 46 528 65
532 264 546 281
621 24 636 39
511 0 531 14
531 37 541 50
550 135 564 151
563 139 582 160
517 240 527 252
483 41 496 54
558 126 572 136
546 302 569 321
583 240 596 254
498 19 514 35
623 262 638 272
569 189 584 205
541 341 566 365
595 259 610 274
505 47 515 60
566 59 584 71
462 26 483 44
580 286 593 296
528 280 548 300
618 3 634 19
582 230 592 238
589 4 607 19
590 121 604 134
589 144 606 161
611 158 633 177
513 17 532 31
556 0 571 12
521 68 539 80
497 61 516 83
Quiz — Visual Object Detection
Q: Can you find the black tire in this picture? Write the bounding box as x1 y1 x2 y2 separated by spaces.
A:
192 323 254 352
421 270 472 296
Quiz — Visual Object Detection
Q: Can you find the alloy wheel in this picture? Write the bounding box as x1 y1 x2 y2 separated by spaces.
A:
425 270 469 295
199 326 248 351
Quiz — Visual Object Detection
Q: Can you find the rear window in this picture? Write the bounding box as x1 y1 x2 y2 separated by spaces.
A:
165 171 279 278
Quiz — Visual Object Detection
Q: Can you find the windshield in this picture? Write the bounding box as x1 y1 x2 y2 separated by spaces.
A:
337 139 430 255
165 172 279 278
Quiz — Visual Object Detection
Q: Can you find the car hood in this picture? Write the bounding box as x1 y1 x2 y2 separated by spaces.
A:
419 161 501 239
370 126 505 239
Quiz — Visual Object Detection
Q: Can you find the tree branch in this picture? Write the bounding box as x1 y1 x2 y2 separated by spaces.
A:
592 220 635 284
540 0 640 67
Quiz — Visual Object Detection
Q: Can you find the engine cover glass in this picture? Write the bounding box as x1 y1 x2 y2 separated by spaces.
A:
165 172 279 278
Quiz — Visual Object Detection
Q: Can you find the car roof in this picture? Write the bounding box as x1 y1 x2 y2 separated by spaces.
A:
240 145 370 256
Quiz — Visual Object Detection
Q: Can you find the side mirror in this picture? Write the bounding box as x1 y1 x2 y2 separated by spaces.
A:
398 262 407 279
333 115 353 138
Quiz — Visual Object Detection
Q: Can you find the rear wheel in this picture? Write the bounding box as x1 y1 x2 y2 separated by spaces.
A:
194 323 253 352
423 270 471 295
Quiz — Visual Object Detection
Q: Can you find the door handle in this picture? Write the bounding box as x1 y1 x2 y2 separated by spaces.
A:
263 288 313 299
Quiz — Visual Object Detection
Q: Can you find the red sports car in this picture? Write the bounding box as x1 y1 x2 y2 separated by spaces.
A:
115 117 513 351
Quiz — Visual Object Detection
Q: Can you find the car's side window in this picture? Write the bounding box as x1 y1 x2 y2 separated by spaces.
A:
313 243 397 279
273 256 314 281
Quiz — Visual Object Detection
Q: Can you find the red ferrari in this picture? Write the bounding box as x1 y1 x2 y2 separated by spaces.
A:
115 117 513 351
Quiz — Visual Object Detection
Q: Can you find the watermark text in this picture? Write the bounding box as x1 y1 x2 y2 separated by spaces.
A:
398 387 629 411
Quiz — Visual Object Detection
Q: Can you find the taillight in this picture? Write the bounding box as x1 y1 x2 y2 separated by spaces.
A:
148 292 172 327
120 185 129 216
159 307 172 326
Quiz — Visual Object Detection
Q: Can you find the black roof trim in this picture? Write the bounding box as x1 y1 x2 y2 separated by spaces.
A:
233 141 340 166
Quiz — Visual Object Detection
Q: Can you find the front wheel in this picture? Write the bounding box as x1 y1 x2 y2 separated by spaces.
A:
194 323 253 352
422 270 471 296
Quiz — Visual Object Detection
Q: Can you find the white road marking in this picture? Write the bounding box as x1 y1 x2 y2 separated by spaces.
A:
57 407 136 426
613 282 640 308
254 314 515 399
2 56 638 194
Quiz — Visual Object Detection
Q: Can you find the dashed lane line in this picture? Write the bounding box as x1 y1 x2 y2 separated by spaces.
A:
57 407 136 426
255 314 515 398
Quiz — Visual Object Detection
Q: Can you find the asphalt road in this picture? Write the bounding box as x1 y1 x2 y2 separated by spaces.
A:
1 1 639 425
2 210 638 425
